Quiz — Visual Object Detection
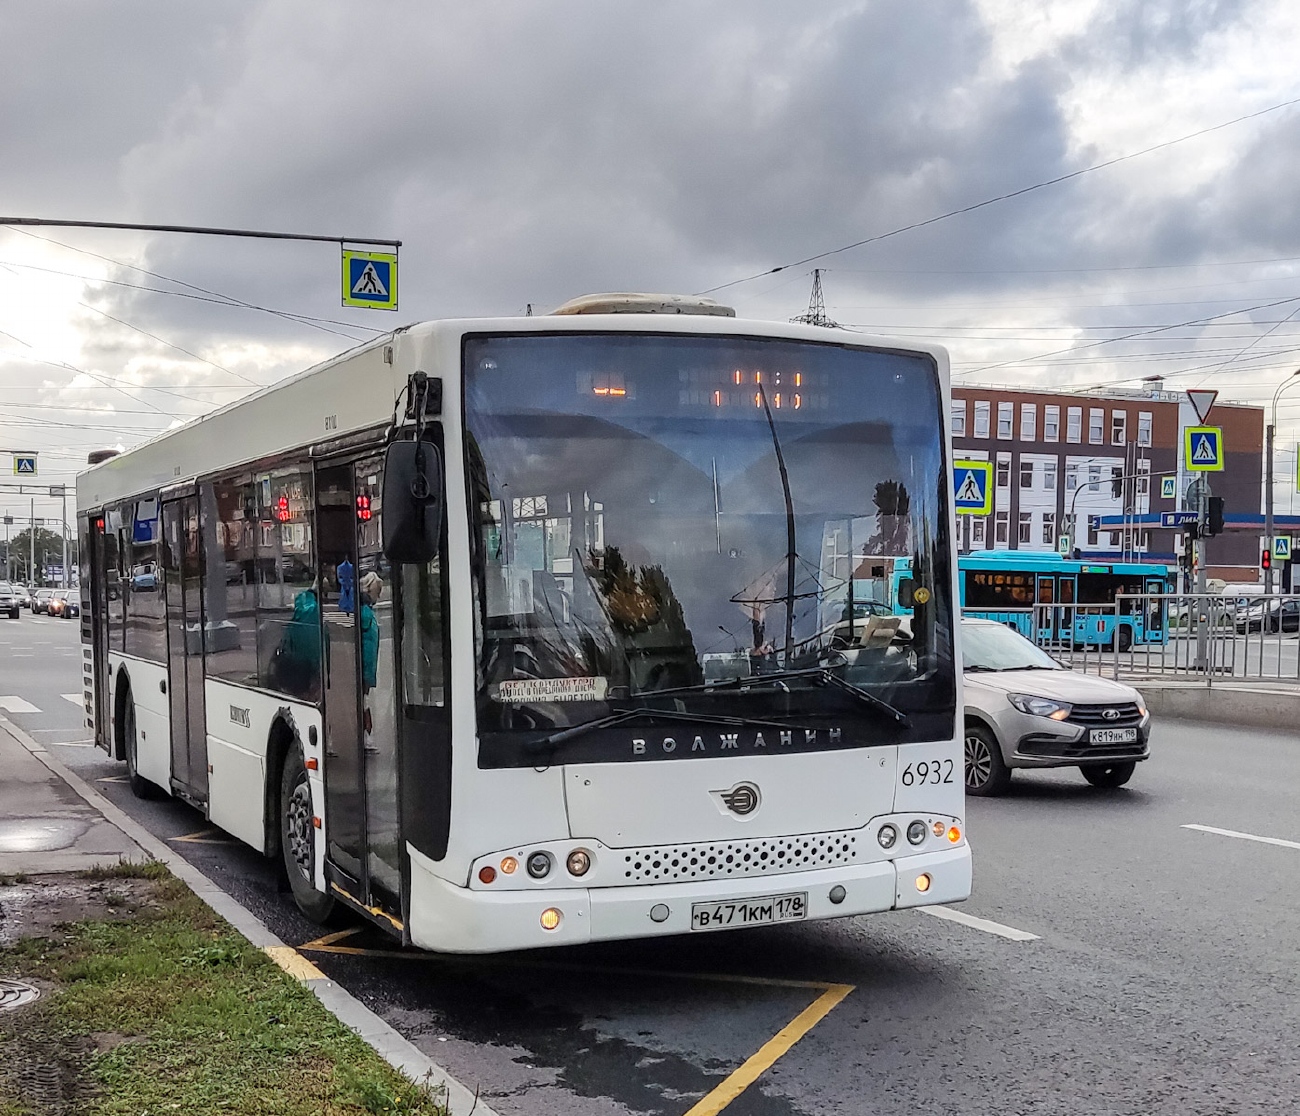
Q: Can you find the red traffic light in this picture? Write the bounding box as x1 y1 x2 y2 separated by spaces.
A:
1262 548 1272 570
275 495 291 523
355 493 372 522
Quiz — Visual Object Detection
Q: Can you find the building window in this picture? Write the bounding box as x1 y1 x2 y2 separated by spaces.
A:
1065 464 1079 491
1111 466 1123 498
1043 461 1057 491
1018 512 1032 544
1020 403 1037 441
1044 405 1060 442
1020 460 1034 489
974 401 990 439
1089 408 1104 444
951 401 967 437
1137 411 1152 447
996 457 1010 488
972 517 986 545
997 402 1013 440
1067 407 1082 443
1136 459 1150 497
1087 520 1098 546
995 511 1009 545
1108 531 1121 547
1042 513 1056 545
1088 465 1101 492
1111 411 1127 446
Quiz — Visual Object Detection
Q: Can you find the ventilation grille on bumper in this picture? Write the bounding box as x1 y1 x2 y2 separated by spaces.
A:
621 832 860 884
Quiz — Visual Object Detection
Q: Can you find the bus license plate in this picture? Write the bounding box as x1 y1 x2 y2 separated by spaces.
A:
691 892 807 931
1090 727 1137 744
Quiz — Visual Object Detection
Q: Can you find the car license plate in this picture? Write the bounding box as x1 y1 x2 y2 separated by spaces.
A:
1090 727 1137 744
691 892 807 931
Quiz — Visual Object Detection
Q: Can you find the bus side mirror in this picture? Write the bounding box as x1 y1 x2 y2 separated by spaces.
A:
382 440 443 564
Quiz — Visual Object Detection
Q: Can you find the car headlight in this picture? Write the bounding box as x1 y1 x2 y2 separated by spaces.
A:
1007 693 1072 720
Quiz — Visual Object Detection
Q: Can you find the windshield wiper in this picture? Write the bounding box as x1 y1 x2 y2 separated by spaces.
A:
527 707 813 755
647 665 911 728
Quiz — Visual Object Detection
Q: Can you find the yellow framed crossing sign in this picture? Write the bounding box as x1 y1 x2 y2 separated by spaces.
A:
1184 426 1224 472
342 250 398 310
953 460 993 516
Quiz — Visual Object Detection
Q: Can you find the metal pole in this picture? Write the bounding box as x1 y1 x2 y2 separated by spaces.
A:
61 490 68 589
29 497 34 586
1265 419 1275 595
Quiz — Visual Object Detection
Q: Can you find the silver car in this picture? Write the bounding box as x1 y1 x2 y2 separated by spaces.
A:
0 582 19 618
962 618 1150 795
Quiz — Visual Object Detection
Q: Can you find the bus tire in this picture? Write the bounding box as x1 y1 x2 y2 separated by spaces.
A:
964 722 1011 796
279 743 337 925
1080 762 1135 789
1116 626 1132 653
122 690 160 800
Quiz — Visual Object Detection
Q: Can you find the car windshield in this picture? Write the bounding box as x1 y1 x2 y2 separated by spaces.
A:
962 621 1061 671
464 331 955 767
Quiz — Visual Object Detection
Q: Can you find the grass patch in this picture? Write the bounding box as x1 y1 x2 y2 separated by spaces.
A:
77 859 170 882
0 872 446 1116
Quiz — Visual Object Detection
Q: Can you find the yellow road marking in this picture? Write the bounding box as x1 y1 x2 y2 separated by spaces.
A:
681 983 854 1116
298 932 856 1112
263 945 326 982
168 828 233 845
96 775 130 784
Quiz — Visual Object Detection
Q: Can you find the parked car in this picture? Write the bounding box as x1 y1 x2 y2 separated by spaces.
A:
962 617 1150 795
31 587 56 614
47 589 80 619
0 582 20 618
1235 598 1300 634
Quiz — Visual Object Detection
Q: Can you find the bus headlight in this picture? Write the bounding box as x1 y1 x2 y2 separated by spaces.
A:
906 820 928 845
526 851 552 879
877 824 898 849
1007 693 1071 720
566 849 591 877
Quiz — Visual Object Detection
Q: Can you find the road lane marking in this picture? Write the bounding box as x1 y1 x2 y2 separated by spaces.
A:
61 694 84 705
168 828 235 845
263 945 327 982
919 904 1040 941
0 697 40 713
1182 823 1300 851
682 983 854 1116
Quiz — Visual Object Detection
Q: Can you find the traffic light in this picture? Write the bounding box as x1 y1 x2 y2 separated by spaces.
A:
1205 496 1224 537
1262 548 1272 571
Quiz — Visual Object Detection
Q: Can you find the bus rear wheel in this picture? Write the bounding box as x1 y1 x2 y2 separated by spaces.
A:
1080 762 1135 789
279 743 337 925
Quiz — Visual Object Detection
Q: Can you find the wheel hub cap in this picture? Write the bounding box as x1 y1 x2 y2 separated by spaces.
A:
286 782 313 879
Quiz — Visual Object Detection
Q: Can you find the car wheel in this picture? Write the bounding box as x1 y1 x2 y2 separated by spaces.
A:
964 722 1012 796
279 743 338 925
8 609 17 619
123 692 160 800
1080 762 1135 789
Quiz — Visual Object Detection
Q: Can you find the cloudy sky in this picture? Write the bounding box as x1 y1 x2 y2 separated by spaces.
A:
3 0 1300 523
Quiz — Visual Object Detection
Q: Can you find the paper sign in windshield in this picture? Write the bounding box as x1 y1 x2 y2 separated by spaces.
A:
495 677 608 703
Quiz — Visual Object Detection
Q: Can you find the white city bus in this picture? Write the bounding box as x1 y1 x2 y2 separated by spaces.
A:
77 294 970 953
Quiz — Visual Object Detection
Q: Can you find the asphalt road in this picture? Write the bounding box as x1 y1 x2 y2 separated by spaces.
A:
6 612 1300 1115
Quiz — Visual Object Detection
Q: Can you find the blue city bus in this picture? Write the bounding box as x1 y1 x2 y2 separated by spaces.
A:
884 551 1172 650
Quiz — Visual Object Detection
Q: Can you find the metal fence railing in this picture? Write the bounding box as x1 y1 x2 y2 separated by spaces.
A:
968 594 1300 685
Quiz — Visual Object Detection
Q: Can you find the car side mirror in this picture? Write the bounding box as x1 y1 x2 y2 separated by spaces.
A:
382 439 443 564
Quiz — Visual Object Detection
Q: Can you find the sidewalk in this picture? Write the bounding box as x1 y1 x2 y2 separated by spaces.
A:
0 721 145 874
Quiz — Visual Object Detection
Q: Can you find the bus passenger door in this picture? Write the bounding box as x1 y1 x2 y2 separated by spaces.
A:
162 496 208 802
1058 575 1076 646
87 517 113 751
1035 576 1056 643
1144 578 1165 642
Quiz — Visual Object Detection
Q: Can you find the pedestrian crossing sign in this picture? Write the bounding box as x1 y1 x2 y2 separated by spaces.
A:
953 460 993 515
1161 475 1177 499
13 455 36 475
1184 426 1224 472
342 250 398 310
1274 537 1292 562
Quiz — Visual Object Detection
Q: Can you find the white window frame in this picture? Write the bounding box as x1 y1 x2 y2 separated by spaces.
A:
1020 403 1037 442
996 457 1010 489
1017 511 1032 544
1067 407 1082 444
1089 408 1104 445
1111 411 1127 446
974 401 991 439
1042 512 1056 545
1043 460 1058 491
1088 465 1101 492
1137 411 1152 447
951 400 967 437
972 517 986 545
1019 460 1034 489
1044 405 1060 442
1065 464 1078 491
995 510 1009 544
997 401 1014 440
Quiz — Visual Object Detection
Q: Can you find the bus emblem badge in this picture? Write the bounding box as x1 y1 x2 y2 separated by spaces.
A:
712 782 760 817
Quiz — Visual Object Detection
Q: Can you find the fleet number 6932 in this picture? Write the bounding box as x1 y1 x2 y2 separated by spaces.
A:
900 759 955 786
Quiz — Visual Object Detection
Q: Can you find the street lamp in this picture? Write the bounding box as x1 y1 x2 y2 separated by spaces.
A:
1265 368 1300 594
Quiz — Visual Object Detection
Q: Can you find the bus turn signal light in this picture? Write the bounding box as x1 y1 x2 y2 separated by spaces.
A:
540 908 562 931
915 873 932 893
947 826 962 843
478 866 497 885
500 856 518 875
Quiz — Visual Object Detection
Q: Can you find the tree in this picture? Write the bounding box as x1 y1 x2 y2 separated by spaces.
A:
863 481 911 556
3 526 75 584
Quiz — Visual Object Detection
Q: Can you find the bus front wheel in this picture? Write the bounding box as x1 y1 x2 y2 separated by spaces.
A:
279 744 337 925
122 691 159 800
1080 762 1135 789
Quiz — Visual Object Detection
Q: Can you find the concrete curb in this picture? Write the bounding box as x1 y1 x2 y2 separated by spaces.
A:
1128 680 1300 731
0 714 500 1116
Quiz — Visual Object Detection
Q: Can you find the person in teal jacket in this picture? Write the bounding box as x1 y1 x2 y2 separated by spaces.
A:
277 584 322 697
360 572 383 692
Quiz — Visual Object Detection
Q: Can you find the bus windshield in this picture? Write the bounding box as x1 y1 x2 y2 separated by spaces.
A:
463 331 955 766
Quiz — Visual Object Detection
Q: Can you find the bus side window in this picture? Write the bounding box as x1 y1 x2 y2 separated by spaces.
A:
897 577 915 609
402 557 446 708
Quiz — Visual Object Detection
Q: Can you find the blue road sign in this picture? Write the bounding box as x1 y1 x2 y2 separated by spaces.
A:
1274 537 1292 562
1185 425 1224 472
342 250 398 310
953 460 993 516
13 455 36 476
1160 511 1200 527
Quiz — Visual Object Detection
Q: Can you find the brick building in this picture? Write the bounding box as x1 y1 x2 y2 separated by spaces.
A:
950 384 1264 582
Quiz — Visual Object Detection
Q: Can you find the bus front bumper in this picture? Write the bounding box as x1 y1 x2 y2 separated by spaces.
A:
407 845 972 954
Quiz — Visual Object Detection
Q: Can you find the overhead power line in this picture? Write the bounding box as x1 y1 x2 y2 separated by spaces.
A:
697 94 1300 296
